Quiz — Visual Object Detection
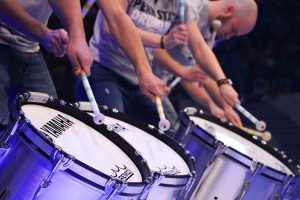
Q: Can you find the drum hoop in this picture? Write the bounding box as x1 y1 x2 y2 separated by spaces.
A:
80 104 196 175
180 110 300 176
10 93 151 183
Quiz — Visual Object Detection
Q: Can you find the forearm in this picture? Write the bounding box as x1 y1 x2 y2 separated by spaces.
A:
0 0 49 42
203 76 230 109
181 81 215 110
49 0 86 40
188 21 226 81
99 0 152 75
138 29 163 48
154 49 187 77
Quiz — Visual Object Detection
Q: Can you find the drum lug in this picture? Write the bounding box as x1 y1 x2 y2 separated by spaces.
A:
139 173 162 200
33 147 74 199
235 163 265 200
208 142 227 166
179 171 196 200
99 179 127 200
271 175 294 200
0 115 24 149
181 120 196 141
26 92 50 104
183 107 198 115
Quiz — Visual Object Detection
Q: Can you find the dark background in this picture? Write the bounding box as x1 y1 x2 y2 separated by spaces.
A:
44 0 300 161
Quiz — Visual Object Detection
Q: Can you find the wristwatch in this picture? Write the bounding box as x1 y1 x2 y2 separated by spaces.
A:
217 78 233 86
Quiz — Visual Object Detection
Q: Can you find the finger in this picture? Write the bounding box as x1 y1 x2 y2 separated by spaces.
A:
234 116 243 127
177 24 187 31
68 55 81 76
143 89 155 101
77 54 92 76
164 86 171 95
59 29 69 44
52 35 66 57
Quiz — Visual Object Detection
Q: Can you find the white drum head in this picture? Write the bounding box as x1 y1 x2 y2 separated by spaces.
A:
22 104 142 182
88 113 190 175
190 116 293 175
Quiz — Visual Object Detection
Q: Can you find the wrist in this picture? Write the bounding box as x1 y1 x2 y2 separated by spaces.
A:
136 64 153 78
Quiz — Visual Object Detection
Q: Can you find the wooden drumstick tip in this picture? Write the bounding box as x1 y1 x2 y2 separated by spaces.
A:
93 113 105 125
159 119 171 131
262 131 272 141
256 120 266 131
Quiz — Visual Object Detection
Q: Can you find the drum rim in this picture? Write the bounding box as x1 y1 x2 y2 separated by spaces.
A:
10 93 151 186
179 109 300 176
78 102 196 178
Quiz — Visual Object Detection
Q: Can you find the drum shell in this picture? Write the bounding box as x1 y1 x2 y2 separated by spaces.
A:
174 109 299 200
0 93 151 200
78 102 197 200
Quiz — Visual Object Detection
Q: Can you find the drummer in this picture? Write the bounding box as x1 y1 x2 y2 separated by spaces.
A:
0 0 164 125
152 0 258 129
75 0 240 126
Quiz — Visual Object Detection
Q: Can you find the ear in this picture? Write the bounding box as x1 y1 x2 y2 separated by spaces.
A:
221 5 235 18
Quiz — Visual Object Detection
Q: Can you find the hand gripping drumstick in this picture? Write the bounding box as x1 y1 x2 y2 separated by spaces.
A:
168 20 222 89
240 126 272 141
82 0 96 18
155 96 171 131
234 104 266 131
81 71 105 125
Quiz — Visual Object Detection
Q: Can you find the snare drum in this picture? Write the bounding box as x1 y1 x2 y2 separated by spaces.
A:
78 102 196 200
0 92 151 200
174 107 300 200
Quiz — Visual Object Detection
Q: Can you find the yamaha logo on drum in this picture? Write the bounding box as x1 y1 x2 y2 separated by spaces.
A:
39 114 74 138
111 165 134 181
157 166 181 175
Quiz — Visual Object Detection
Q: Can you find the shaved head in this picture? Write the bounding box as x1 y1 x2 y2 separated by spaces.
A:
230 0 258 34
214 0 258 39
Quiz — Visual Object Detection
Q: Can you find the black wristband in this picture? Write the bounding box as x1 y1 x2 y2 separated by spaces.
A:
160 35 165 49
217 78 233 87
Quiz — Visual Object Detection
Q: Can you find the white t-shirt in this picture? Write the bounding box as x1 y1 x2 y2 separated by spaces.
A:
90 0 198 85
0 0 52 53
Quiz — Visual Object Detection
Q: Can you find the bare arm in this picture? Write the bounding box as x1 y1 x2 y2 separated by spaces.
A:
187 20 240 106
98 0 169 99
181 81 225 119
0 0 49 42
204 76 242 126
98 0 151 75
153 48 207 83
49 0 93 76
0 0 68 57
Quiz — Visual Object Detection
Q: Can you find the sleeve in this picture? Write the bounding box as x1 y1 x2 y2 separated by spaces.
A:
184 0 207 24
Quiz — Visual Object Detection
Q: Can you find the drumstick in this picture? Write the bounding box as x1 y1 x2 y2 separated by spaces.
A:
240 126 272 141
168 20 222 89
155 96 171 131
81 71 105 125
234 104 266 131
167 0 185 89
82 0 96 18
179 0 185 24
208 20 222 48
